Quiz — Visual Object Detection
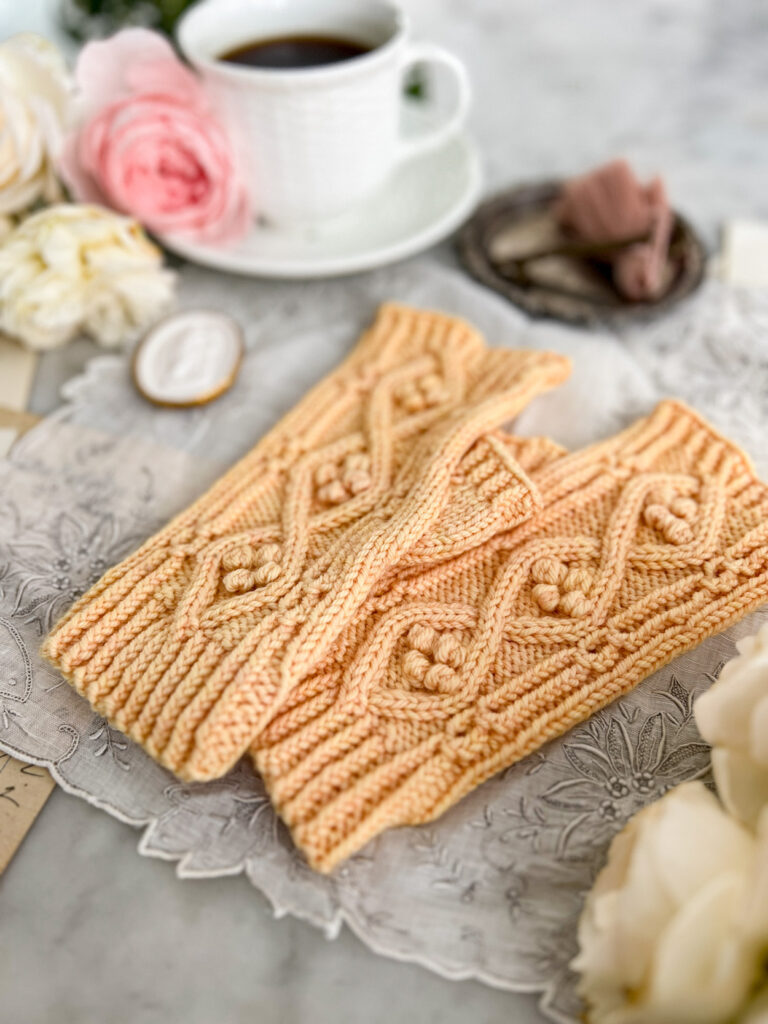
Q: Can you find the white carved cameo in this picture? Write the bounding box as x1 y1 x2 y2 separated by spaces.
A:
133 310 243 407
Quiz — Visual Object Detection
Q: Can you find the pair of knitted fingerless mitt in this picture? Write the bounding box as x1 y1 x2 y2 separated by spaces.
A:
43 304 768 872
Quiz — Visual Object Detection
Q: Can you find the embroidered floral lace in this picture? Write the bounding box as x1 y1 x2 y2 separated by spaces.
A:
1 262 765 1023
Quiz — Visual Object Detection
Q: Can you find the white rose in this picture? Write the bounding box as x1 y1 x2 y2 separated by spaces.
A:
0 204 176 350
695 624 768 829
0 34 71 215
572 783 768 1024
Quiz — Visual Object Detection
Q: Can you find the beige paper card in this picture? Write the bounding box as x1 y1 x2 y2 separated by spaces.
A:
0 334 36 412
0 406 54 875
0 406 38 435
0 753 56 874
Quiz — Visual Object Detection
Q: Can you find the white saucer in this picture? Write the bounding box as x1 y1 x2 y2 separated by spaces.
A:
158 133 482 278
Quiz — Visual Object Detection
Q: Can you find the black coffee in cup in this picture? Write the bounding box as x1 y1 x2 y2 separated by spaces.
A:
221 35 371 69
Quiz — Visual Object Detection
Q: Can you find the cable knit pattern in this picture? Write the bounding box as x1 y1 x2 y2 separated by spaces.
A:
42 305 570 780
42 304 768 874
252 401 768 871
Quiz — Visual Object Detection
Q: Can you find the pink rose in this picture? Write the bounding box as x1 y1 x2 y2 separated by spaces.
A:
60 29 250 244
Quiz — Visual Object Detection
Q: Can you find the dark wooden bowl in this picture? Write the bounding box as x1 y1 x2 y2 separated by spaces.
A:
458 181 706 326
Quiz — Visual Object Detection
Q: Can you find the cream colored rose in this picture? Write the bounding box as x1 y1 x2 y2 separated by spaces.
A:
572 783 768 1024
0 204 176 350
695 624 768 829
0 34 71 215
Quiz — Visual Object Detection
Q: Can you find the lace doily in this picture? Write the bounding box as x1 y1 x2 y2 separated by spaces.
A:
1 260 766 1024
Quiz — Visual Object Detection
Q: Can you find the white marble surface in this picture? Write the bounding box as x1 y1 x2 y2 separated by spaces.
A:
1 1 767 1022
2 792 527 1024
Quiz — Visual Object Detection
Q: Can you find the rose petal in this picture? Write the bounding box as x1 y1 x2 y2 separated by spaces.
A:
125 57 207 111
751 693 768 766
639 784 752 910
713 749 768 830
696 640 768 751
75 29 183 110
742 807 768 944
58 131 107 205
650 872 757 1022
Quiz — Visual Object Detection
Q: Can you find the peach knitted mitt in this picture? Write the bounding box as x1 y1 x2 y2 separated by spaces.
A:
252 401 768 871
42 304 570 780
169 403 568 779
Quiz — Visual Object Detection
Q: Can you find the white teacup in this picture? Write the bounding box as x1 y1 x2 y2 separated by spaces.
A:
177 0 470 226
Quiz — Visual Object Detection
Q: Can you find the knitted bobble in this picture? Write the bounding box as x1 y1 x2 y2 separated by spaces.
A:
221 543 283 592
396 381 426 413
344 453 370 473
643 482 699 545
316 452 372 505
559 590 591 618
643 503 670 529
222 545 255 571
317 480 348 505
395 372 447 414
403 626 465 693
345 471 372 495
670 496 698 520
223 568 257 593
563 568 593 594
423 662 460 693
342 453 372 496
531 557 567 586
420 373 447 405
314 463 338 487
408 623 437 655
258 544 282 565
533 562 593 615
644 503 693 545
403 649 430 683
433 633 465 669
532 583 560 612
664 517 694 545
254 562 281 586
